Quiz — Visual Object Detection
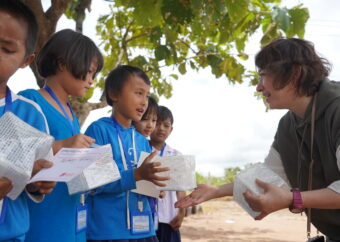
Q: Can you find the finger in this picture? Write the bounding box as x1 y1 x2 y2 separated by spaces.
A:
152 174 170 181
255 212 267 220
37 159 54 169
153 167 170 173
39 188 54 195
83 136 95 146
243 190 262 212
36 182 56 194
144 151 158 163
175 196 195 208
255 179 268 190
152 180 168 187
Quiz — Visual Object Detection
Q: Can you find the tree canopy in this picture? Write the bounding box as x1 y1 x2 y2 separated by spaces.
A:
25 0 309 125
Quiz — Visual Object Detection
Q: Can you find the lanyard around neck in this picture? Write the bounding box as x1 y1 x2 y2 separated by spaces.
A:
111 116 137 170
44 85 75 136
3 86 12 114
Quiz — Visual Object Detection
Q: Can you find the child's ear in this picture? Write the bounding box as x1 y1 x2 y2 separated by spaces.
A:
20 54 35 69
109 91 118 103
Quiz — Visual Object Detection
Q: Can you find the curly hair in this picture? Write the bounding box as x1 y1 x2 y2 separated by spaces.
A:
255 38 331 96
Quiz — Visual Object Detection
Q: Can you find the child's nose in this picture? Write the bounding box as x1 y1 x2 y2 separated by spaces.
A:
256 82 263 92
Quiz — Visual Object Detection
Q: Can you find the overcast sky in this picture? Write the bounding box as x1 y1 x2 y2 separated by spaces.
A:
8 0 340 176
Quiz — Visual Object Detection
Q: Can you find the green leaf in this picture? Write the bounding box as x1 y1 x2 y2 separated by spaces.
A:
272 6 290 32
155 45 171 61
161 0 194 25
287 7 309 38
207 55 223 68
225 0 249 23
178 63 187 75
150 26 163 43
170 74 178 80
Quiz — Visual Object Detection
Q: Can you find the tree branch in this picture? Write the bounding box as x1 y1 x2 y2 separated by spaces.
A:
71 99 108 127
75 0 92 33
115 22 133 67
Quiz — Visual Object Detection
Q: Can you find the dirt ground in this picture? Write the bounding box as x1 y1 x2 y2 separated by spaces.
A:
180 199 314 242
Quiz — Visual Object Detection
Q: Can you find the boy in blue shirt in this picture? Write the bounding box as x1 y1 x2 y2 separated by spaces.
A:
85 65 170 241
0 0 56 240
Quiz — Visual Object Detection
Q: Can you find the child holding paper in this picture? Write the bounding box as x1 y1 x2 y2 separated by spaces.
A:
85 65 170 241
150 106 186 242
0 0 56 240
19 29 103 242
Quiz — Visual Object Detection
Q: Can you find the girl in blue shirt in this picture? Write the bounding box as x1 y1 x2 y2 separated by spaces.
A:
85 65 170 242
19 29 103 242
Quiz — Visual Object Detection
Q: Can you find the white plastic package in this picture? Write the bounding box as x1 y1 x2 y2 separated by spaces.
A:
67 144 121 194
233 163 287 218
155 155 196 191
132 152 196 197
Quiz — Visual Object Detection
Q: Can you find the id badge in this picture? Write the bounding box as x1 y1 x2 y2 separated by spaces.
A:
76 204 87 233
130 210 151 235
153 212 159 231
0 198 7 224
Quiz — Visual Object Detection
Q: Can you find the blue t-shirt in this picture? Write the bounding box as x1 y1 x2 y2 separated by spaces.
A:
85 117 155 240
19 89 85 242
0 91 48 241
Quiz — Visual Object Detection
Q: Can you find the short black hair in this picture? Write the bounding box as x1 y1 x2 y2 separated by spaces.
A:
157 106 174 125
37 29 103 80
0 0 38 56
105 65 150 106
142 96 158 119
255 38 331 96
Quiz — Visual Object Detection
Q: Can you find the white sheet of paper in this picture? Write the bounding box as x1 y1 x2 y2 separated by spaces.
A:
0 112 54 199
29 147 105 183
131 152 160 198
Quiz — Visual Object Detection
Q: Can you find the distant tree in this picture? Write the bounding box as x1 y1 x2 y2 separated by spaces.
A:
224 167 241 183
24 0 309 126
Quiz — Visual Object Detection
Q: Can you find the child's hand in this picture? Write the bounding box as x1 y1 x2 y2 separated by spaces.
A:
27 159 56 195
0 177 12 199
134 151 170 187
53 134 95 153
169 211 185 230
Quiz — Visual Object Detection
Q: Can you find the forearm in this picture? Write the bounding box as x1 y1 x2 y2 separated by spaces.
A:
176 191 186 215
301 188 340 209
216 183 234 198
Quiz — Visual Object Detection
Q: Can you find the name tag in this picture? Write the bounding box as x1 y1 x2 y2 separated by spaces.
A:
0 198 7 224
131 210 151 234
76 204 87 233
153 212 159 231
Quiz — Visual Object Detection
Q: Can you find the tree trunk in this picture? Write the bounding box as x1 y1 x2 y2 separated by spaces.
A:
71 99 108 127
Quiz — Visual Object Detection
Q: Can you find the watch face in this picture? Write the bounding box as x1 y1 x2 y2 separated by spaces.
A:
290 207 303 214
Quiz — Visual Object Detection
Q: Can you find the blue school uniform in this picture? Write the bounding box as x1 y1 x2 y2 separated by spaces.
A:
85 117 156 240
0 91 48 241
19 89 85 242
